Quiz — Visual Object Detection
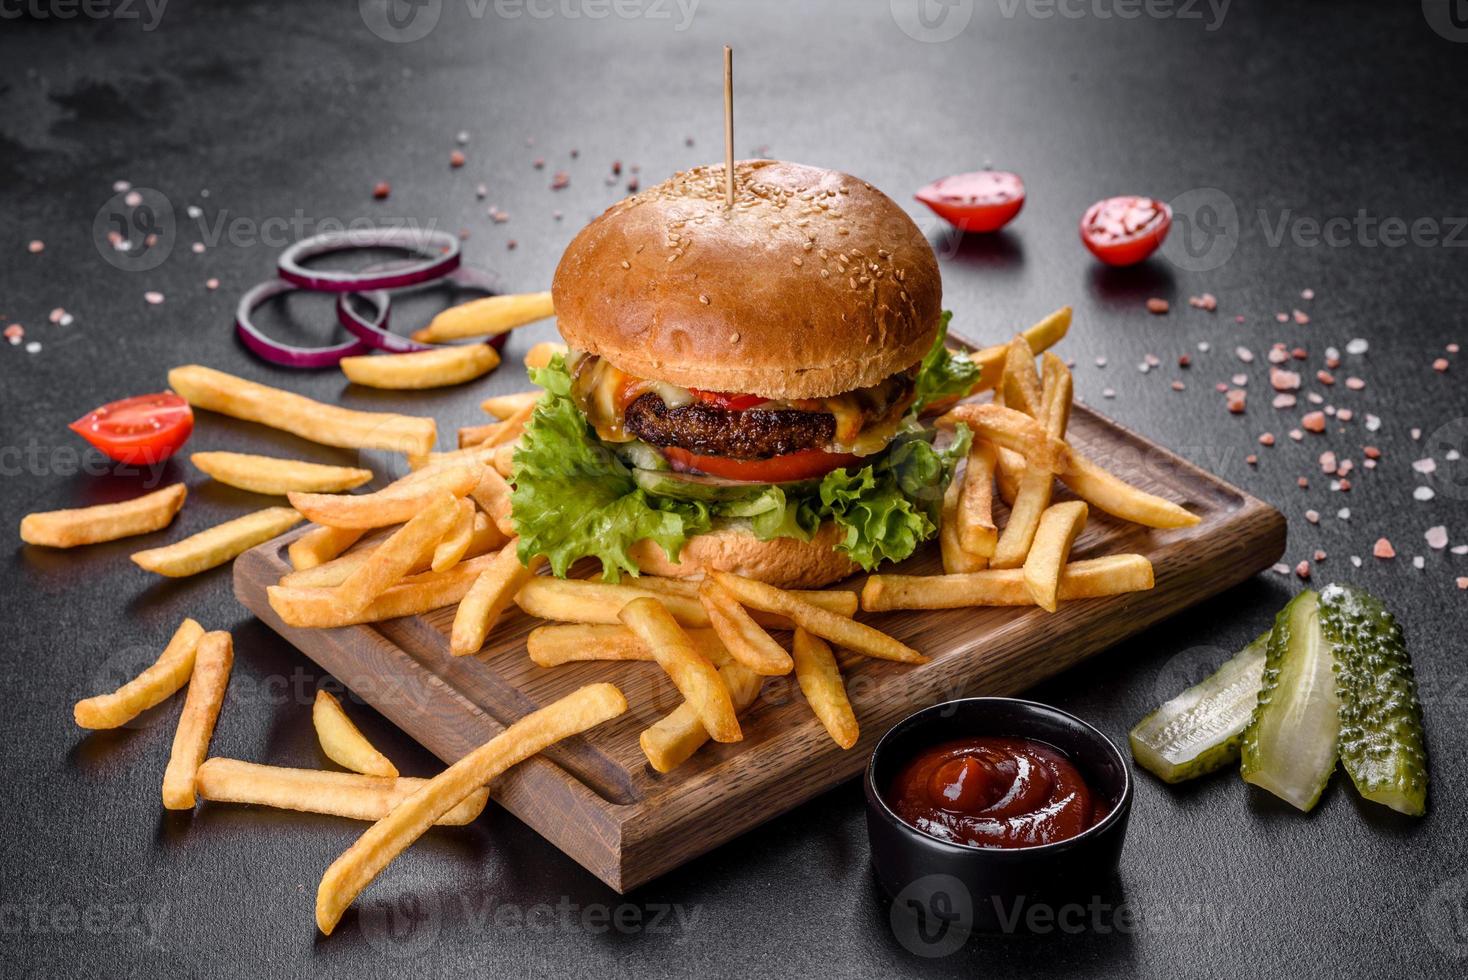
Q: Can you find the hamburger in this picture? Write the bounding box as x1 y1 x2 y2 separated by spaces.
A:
510 160 979 588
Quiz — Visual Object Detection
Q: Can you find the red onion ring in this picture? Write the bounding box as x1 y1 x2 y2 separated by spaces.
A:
235 278 381 368
336 265 509 354
276 227 461 293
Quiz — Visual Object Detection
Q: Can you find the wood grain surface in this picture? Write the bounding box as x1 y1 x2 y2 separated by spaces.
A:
234 390 1285 893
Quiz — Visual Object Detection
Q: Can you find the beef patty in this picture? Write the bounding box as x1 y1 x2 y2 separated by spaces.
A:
623 395 836 459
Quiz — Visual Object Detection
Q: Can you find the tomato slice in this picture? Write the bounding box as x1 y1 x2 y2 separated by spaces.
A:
915 171 1026 233
662 446 861 483
688 389 767 412
69 392 194 465
1080 196 1172 267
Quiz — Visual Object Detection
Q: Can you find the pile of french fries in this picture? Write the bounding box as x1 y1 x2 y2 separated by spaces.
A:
45 303 1205 935
860 330 1198 614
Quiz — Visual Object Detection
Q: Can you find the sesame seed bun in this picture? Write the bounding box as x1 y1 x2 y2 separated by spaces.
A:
553 159 942 400
628 522 860 589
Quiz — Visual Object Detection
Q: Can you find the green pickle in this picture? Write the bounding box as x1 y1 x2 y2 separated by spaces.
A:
1321 584 1429 816
1240 590 1340 812
1129 632 1269 783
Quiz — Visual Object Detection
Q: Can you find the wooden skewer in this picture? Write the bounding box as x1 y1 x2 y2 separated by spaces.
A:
723 45 735 209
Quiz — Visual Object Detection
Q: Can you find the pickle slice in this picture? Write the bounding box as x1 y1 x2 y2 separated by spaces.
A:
1130 632 1269 783
1241 590 1340 811
1322 584 1428 816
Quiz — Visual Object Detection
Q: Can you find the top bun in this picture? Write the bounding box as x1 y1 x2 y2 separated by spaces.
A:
552 160 942 400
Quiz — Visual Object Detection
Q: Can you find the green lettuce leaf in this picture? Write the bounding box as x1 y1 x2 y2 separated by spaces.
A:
512 355 968 579
912 310 981 413
511 356 711 580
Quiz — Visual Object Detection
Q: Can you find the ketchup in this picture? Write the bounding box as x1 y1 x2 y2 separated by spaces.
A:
886 738 1107 849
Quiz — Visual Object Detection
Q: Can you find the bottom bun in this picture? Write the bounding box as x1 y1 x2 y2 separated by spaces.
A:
629 524 859 589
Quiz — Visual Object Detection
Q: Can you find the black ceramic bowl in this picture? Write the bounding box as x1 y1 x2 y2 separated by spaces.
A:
864 697 1132 934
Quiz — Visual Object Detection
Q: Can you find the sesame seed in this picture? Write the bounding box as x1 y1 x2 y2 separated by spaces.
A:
621 260 630 269
820 270 830 278
699 294 710 305
729 332 740 343
793 257 803 266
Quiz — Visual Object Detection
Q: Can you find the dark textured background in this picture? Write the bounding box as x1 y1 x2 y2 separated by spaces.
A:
2 1 1466 976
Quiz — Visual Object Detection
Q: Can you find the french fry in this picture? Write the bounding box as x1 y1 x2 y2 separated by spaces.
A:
470 466 516 536
288 524 367 570
1040 353 1073 438
620 597 741 743
313 690 398 778
956 440 998 557
640 662 763 773
335 494 462 615
861 554 1155 611
523 341 567 371
708 571 927 665
340 344 500 390
407 443 499 473
161 631 234 809
940 476 988 575
515 576 858 629
526 624 730 667
698 580 793 676
1022 501 1089 612
288 465 478 529
481 391 541 420
282 514 504 589
190 452 372 495
132 507 302 577
315 682 627 935
995 447 1025 506
168 365 436 457
792 628 859 749
411 290 555 343
486 400 536 446
450 543 541 656
431 498 477 572
20 483 186 548
1001 334 1043 417
269 553 496 627
991 468 1052 569
459 422 501 448
938 403 1064 469
1058 451 1200 528
74 618 205 729
196 758 487 826
492 442 517 477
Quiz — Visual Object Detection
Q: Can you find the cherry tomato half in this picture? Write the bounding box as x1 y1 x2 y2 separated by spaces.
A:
1080 196 1172 267
69 392 194 465
662 446 861 483
915 171 1026 233
688 389 767 412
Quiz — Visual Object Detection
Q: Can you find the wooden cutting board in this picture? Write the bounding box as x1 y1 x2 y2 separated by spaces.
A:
234 390 1284 893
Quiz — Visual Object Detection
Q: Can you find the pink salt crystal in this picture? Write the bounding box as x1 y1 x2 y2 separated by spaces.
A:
1314 550 1327 562
1317 370 1335 385
1273 394 1297 409
1296 561 1312 580
1293 309 1310 325
1236 346 1255 363
1305 509 1320 524
1373 538 1396 559
1301 288 1315 300
144 291 164 305
1425 526 1448 550
1258 433 1275 446
1215 382 1229 393
1297 477 1309 488
1345 377 1365 390
1337 409 1354 422
1458 577 1468 590
1275 312 1289 323
1290 429 1304 441
1434 358 1450 372
27 240 44 253
1268 347 1289 365
1320 451 1338 474
1293 347 1309 360
1271 369 1301 391
1226 389 1247 413
1302 412 1327 433
1232 373 1249 386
